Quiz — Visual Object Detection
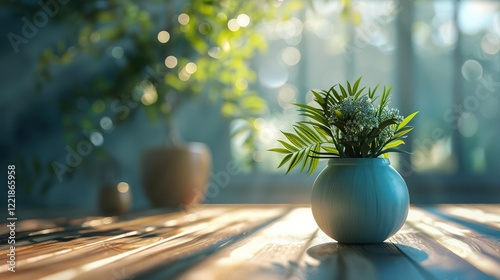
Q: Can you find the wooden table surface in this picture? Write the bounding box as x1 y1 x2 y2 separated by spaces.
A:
1 204 499 280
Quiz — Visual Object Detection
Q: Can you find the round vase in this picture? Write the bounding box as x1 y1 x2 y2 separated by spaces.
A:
141 142 211 208
311 158 409 244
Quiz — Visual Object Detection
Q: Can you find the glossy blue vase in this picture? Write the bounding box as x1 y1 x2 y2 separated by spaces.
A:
311 158 409 244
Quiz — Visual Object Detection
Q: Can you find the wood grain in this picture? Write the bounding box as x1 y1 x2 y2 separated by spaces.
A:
0 204 499 280
176 207 318 280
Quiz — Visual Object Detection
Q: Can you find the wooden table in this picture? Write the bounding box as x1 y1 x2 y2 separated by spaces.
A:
1 204 499 279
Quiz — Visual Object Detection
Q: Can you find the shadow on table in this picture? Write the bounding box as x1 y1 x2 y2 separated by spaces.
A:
302 242 430 280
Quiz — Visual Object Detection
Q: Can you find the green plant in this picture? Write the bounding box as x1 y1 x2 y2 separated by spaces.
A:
2 0 304 194
270 77 418 174
32 0 300 143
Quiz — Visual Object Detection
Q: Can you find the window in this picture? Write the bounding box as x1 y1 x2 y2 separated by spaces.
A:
223 0 500 203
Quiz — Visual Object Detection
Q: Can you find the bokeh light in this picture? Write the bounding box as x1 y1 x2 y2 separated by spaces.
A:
117 182 129 193
111 46 124 59
277 17 304 39
178 13 190 25
217 12 227 22
237 14 250 27
178 68 191 81
141 83 158 105
277 84 298 110
258 61 289 89
208 47 221 58
164 56 178 68
458 2 497 35
157 31 170 43
436 20 458 47
228 19 240 32
481 33 500 55
281 47 301 66
185 62 197 74
461 60 483 81
90 132 104 146
99 117 113 131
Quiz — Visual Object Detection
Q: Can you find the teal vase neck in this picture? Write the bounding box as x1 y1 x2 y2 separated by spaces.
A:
327 158 391 166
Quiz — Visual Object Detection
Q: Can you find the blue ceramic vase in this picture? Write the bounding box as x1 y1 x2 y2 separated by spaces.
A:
311 158 409 244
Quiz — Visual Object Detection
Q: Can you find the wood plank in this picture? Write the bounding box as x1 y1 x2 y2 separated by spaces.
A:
292 229 430 279
390 219 492 279
24 206 288 280
0 206 243 278
0 208 169 243
435 204 500 230
178 207 431 280
0 207 229 272
1 204 499 279
407 207 500 279
75 206 289 280
289 229 337 279
174 207 318 280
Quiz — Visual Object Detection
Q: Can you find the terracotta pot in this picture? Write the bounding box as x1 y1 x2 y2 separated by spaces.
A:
311 158 409 244
141 142 211 208
98 182 132 216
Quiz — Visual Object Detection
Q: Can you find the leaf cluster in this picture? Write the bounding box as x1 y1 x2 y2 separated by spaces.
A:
270 77 418 174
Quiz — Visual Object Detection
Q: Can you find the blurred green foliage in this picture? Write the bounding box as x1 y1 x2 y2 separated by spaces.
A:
35 0 301 135
3 0 304 194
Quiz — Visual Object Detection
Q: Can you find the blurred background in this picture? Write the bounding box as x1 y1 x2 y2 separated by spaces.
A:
1 0 499 212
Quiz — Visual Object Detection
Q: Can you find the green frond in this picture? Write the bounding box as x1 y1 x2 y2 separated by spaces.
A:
294 103 323 116
277 140 297 151
368 83 379 99
268 148 289 154
321 145 339 154
353 86 366 99
375 148 411 158
295 123 322 142
398 111 419 130
352 77 362 96
277 153 292 168
298 112 328 126
299 121 333 139
307 145 320 175
393 127 414 139
283 131 307 147
338 84 348 98
383 139 405 149
330 87 343 104
286 152 301 174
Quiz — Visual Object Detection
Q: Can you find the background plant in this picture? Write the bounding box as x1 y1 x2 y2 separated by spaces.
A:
270 77 418 174
1 0 304 194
